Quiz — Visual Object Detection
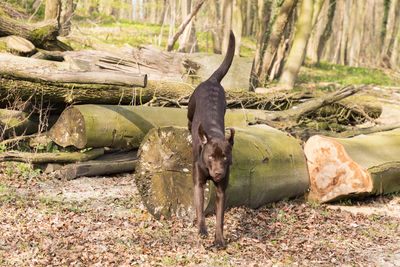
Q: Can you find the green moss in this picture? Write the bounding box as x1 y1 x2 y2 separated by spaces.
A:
0 41 10 53
0 7 10 18
30 25 57 44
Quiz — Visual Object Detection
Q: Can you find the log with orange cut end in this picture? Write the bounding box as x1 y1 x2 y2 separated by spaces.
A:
304 129 400 203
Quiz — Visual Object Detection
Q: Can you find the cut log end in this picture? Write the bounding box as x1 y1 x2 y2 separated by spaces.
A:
304 135 373 203
48 106 86 149
135 126 210 220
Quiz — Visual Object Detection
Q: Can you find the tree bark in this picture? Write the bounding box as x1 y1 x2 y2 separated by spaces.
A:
304 129 400 203
135 126 310 219
278 0 314 90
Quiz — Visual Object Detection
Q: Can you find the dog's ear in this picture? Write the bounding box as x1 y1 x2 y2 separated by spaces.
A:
226 128 235 146
198 123 209 145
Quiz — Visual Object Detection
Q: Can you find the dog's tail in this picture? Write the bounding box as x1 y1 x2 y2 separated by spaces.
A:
209 31 235 83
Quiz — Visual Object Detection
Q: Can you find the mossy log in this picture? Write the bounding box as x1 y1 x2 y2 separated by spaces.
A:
47 105 264 149
0 14 59 49
0 147 104 163
135 126 310 219
304 129 400 203
0 74 292 109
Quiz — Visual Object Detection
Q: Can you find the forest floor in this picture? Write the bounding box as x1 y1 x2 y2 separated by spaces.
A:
0 168 399 266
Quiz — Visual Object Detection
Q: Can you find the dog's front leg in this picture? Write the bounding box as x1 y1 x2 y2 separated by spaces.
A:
214 180 227 248
193 163 208 237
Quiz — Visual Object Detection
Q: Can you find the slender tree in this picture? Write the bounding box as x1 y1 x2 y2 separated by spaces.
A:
45 0 61 22
250 0 298 90
278 0 314 90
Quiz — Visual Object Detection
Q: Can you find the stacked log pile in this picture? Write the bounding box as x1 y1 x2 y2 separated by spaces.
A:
0 5 399 219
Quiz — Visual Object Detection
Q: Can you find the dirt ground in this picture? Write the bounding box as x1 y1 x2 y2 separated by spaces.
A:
0 168 399 266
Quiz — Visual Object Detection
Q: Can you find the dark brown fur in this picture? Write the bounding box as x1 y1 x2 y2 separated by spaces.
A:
187 31 235 248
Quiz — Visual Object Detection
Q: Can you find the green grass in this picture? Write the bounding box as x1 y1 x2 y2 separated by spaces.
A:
299 60 398 87
72 16 256 56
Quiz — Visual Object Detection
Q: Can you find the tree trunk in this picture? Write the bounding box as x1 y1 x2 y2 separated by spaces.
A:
232 0 242 55
316 0 336 63
209 0 222 54
45 0 61 22
278 0 314 90
381 0 400 68
59 0 76 36
304 129 400 203
250 0 273 90
251 0 298 89
166 0 205 51
221 0 233 55
0 14 60 49
135 126 310 219
47 105 265 149
178 0 199 53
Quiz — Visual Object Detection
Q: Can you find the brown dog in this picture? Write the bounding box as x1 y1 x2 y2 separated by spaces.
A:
187 31 235 248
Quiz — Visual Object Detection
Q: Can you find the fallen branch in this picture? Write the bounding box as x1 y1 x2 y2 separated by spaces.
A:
0 147 104 163
54 150 137 180
254 85 372 132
